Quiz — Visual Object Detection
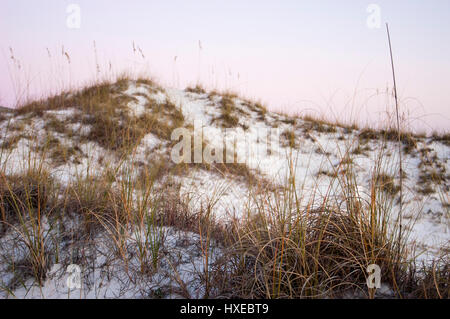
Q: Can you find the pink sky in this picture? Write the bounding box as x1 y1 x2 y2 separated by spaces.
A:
1 0 449 133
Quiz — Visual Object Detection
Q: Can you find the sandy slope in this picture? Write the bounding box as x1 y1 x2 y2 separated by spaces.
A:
0 80 448 298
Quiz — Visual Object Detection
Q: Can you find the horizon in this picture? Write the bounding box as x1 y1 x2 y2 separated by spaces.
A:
1 0 449 133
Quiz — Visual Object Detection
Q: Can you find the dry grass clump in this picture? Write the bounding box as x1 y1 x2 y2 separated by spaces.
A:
317 169 338 178
431 133 450 147
417 184 435 196
0 112 10 124
142 99 185 141
0 168 54 286
49 144 81 166
0 169 52 237
16 78 185 153
0 134 24 150
416 168 449 196
418 258 450 298
352 144 372 156
418 170 447 186
359 128 381 141
6 120 26 133
83 111 132 150
16 79 135 151
185 85 206 95
281 117 297 126
212 162 261 186
301 114 353 134
302 120 337 134
359 128 417 154
31 133 82 167
203 149 446 298
156 189 229 246
136 78 158 87
374 173 400 196
44 116 70 135
162 126 261 186
416 149 448 195
16 78 127 117
281 129 297 148
404 255 450 299
248 102 267 120
134 156 172 185
61 174 130 239
78 90 151 151
213 95 239 128
176 137 261 186
212 169 408 298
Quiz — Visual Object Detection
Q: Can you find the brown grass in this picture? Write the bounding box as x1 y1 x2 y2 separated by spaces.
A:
212 94 239 128
0 168 54 285
374 173 401 196
185 85 206 95
359 128 418 154
281 129 296 148
1 77 448 299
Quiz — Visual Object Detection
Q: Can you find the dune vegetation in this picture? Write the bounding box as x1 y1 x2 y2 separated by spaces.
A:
0 76 448 299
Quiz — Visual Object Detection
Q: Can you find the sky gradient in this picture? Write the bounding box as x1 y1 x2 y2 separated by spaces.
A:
1 0 449 132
